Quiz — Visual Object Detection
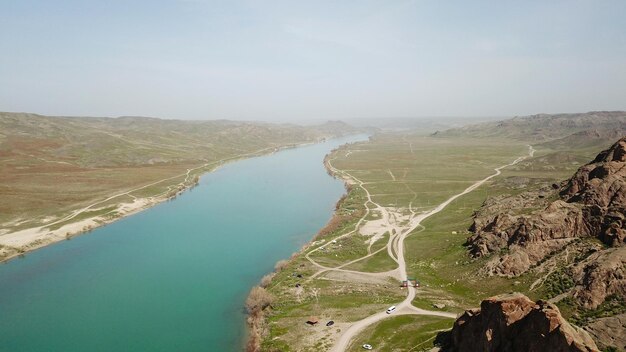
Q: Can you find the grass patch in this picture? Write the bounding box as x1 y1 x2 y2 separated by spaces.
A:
541 268 575 299
347 315 452 352
345 247 397 273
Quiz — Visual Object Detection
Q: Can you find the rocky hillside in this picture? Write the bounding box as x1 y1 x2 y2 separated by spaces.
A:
468 137 625 275
436 293 599 352
466 137 626 350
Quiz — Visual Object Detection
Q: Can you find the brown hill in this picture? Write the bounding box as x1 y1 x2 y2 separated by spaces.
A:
538 129 626 151
433 111 626 142
465 137 626 349
467 136 626 276
0 112 360 259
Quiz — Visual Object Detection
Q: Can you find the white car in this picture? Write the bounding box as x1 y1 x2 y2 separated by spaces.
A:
362 344 373 350
386 305 396 314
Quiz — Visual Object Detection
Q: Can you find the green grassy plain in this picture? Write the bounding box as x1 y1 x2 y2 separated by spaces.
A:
263 130 607 351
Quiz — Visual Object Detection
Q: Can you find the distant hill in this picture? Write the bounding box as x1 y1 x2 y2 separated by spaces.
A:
345 116 502 133
432 111 626 142
0 112 360 168
537 128 626 151
0 112 360 244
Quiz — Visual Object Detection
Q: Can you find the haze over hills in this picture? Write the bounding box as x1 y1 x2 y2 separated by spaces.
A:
0 112 360 167
433 111 626 144
343 116 503 134
0 112 360 261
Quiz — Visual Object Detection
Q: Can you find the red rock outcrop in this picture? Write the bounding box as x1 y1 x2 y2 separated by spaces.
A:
439 293 599 352
561 138 626 246
467 137 626 276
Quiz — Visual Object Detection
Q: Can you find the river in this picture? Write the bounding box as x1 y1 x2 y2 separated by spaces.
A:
0 134 368 351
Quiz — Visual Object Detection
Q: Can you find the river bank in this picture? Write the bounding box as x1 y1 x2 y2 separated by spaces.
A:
0 142 319 263
0 134 369 352
244 140 369 352
248 138 536 351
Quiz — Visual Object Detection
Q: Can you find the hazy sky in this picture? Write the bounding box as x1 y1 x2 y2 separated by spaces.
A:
1 0 625 121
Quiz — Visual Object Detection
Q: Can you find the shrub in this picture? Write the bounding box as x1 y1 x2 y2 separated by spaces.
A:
260 273 275 288
245 286 274 314
274 259 289 272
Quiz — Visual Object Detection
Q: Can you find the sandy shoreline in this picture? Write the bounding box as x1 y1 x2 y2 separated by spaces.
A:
0 141 319 263
0 197 157 262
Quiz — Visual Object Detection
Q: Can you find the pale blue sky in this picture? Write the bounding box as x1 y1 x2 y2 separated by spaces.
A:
1 0 625 121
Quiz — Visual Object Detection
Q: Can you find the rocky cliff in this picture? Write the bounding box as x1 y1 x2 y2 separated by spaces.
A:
584 313 626 351
561 137 626 246
467 137 626 280
464 137 626 350
437 293 599 352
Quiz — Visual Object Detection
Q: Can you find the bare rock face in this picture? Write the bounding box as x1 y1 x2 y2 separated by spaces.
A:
467 137 626 277
468 200 586 276
439 293 599 352
571 247 626 309
561 138 626 246
584 313 626 351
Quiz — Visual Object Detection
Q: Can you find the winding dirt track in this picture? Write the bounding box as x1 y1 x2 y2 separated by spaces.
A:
11 146 281 235
306 146 535 352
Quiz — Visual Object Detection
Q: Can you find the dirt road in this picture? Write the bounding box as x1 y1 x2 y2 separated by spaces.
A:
325 145 534 351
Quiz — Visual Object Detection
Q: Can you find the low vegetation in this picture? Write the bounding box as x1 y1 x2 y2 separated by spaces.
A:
256 114 625 350
0 112 358 260
246 286 275 352
563 295 626 326
348 315 451 352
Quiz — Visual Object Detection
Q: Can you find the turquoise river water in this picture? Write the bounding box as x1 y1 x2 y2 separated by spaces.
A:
0 135 368 352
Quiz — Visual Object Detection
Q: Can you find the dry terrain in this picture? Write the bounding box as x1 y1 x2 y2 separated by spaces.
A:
254 112 626 352
0 112 359 261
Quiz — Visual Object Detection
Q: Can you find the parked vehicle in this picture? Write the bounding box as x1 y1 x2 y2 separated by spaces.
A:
386 305 396 314
362 344 373 350
326 320 334 326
